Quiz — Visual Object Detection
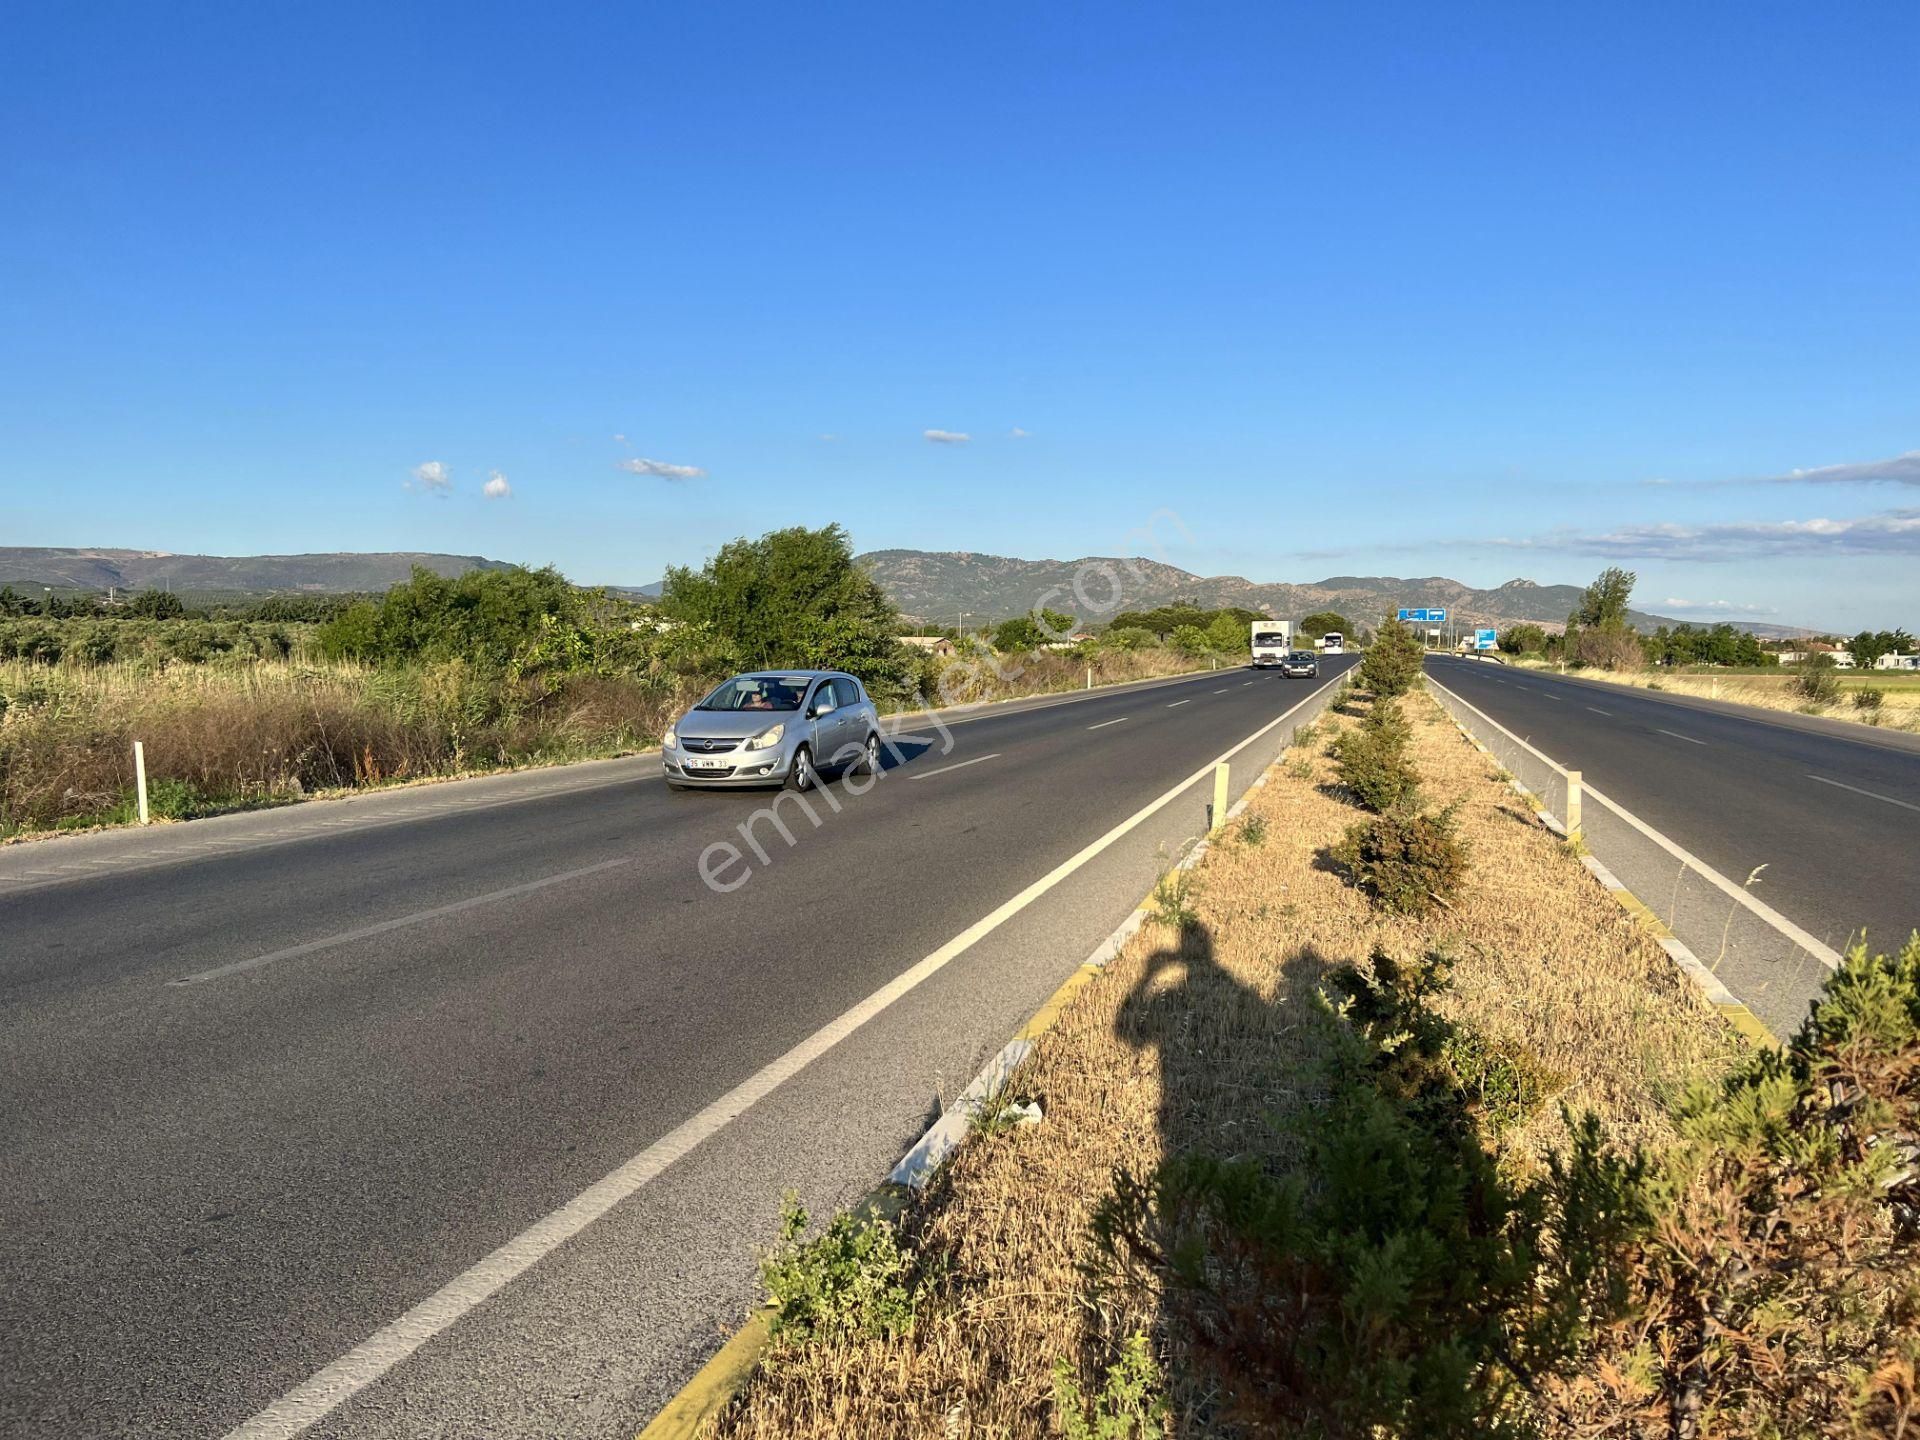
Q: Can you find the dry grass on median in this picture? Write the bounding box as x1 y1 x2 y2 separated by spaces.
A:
703 691 1742 1439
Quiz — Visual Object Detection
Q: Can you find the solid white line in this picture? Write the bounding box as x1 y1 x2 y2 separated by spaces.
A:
1425 675 1841 971
1166 699 1190 708
1656 728 1706 746
220 668 1348 1440
1087 717 1128 730
1806 773 1920 813
1586 706 1612 716
906 753 1001 782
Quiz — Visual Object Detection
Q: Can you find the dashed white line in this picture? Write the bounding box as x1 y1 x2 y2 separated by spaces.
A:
1656 728 1706 746
1213 687 1229 693
1241 681 1253 687
1166 699 1191 708
1538 692 1562 702
1087 717 1128 731
1585 706 1612 716
1805 774 1920 813
906 753 1001 782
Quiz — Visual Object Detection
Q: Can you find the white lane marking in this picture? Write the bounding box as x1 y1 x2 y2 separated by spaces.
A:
1213 687 1229 693
906 753 1001 782
1586 706 1612 716
1087 717 1128 730
1656 728 1706 746
1806 773 1920 814
1241 681 1253 687
1539 692 1561 702
1426 675 1840 971
172 856 636 985
1166 699 1190 708
220 669 1349 1440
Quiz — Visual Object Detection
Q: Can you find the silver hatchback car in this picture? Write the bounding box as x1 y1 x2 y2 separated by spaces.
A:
662 670 882 791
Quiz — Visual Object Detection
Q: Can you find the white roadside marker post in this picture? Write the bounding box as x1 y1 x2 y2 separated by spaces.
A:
1210 761 1229 832
1086 665 1092 691
134 740 151 825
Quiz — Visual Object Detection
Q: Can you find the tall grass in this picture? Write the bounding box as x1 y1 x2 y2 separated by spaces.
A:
0 658 700 833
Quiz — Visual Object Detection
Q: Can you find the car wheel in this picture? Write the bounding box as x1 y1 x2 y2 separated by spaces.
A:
861 733 881 775
786 745 815 792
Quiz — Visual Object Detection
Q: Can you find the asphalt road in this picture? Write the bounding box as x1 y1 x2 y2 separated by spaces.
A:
0 656 1355 1439
1426 655 1920 1031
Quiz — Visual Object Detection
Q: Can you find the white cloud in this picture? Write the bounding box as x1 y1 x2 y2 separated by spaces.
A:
618 457 707 481
483 471 512 500
819 433 839 442
1777 449 1920 487
406 460 453 495
1487 509 1920 561
1010 427 1030 439
1659 597 1777 616
924 429 970 445
613 433 628 444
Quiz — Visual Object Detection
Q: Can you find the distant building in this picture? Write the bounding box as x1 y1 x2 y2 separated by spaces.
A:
899 635 956 656
1875 652 1920 671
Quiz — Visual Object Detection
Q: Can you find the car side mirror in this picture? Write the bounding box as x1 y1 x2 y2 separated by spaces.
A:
811 698 836 718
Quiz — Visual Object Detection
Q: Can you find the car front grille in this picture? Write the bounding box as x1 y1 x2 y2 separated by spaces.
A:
682 737 741 754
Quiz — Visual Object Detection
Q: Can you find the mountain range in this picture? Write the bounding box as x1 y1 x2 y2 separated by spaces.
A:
0 545 1804 635
852 549 1775 634
0 548 516 597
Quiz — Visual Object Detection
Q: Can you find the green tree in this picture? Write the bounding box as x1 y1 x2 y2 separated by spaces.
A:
1204 612 1246 653
992 607 1077 653
1360 616 1423 696
1168 624 1211 656
1497 623 1547 656
128 588 186 619
1849 629 1917 669
1569 567 1636 631
1297 610 1356 641
659 523 910 690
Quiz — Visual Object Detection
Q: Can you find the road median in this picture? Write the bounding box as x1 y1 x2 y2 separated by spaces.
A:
649 680 1919 1436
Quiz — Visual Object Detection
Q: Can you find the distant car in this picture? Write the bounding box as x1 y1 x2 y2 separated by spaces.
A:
1281 650 1319 677
662 670 881 791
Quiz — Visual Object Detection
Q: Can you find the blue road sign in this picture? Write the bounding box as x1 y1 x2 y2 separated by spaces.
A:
1474 628 1497 650
1397 607 1427 622
1397 607 1448 624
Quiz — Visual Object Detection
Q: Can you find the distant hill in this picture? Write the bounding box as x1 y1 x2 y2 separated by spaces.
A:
853 549 1788 635
0 548 517 596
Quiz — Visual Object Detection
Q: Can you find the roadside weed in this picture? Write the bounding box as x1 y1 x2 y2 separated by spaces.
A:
1052 1332 1169 1440
759 1196 919 1344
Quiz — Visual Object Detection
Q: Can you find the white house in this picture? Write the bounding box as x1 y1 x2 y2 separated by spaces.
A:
1875 652 1920 671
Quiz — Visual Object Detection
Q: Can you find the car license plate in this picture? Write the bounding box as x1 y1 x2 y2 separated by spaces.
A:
687 758 727 772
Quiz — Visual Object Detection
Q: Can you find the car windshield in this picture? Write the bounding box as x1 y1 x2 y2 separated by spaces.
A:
695 675 809 712
1289 651 1315 661
1253 631 1287 646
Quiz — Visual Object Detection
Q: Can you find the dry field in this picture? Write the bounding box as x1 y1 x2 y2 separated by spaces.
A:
704 690 1744 1438
1506 660 1920 733
0 648 1217 836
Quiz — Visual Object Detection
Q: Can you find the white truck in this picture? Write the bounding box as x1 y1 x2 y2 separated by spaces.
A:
1251 619 1293 668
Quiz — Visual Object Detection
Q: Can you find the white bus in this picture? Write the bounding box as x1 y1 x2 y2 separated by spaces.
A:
1322 632 1344 653
1251 620 1292 668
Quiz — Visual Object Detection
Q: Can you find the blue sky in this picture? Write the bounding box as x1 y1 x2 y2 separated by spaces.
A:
2 1 1916 631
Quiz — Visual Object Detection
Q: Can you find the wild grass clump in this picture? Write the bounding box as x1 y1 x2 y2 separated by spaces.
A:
1331 804 1469 914
1091 948 1648 1439
1332 696 1422 812
1853 686 1885 711
1791 656 1843 704
1550 932 1920 1436
1052 1333 1168 1439
759 1197 923 1345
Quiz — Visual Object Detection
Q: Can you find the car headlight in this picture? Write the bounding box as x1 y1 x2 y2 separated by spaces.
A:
663 726 678 748
742 724 785 751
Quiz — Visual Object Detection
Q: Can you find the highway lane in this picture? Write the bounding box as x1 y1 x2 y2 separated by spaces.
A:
0 656 1356 1439
1426 655 1920 1029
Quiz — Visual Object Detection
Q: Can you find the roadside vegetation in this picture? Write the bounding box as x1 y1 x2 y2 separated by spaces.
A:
0 526 1237 836
1489 571 1920 733
702 676 1917 1438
